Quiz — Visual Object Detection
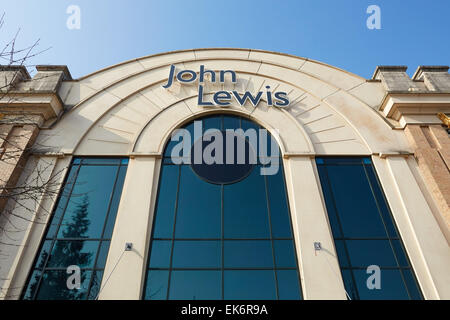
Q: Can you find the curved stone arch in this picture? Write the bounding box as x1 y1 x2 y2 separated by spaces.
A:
41 48 410 156
132 96 314 156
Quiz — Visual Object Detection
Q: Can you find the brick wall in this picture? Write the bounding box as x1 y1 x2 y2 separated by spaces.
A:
0 123 39 213
405 124 450 233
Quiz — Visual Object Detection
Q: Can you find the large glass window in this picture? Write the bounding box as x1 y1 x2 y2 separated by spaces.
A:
22 158 128 300
144 115 302 300
316 157 422 300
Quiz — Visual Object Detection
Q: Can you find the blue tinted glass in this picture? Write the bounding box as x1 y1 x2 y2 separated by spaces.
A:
144 270 169 300
35 270 92 300
402 269 423 300
224 270 276 300
325 164 387 238
121 158 129 165
224 168 270 238
153 165 178 238
25 159 127 300
175 166 221 238
224 240 273 268
145 115 302 300
22 270 41 300
353 269 409 300
34 240 52 270
273 240 296 268
57 165 118 239
316 166 343 238
392 240 409 267
202 116 222 132
341 269 358 300
149 240 172 268
169 271 221 300
266 166 292 238
95 241 110 269
46 240 99 269
345 240 398 267
316 157 422 300
241 118 259 132
172 241 221 268
223 115 240 130
164 139 179 158
103 166 127 238
364 165 399 238
47 166 79 238
87 271 103 300
81 158 122 165
277 270 302 300
334 240 350 268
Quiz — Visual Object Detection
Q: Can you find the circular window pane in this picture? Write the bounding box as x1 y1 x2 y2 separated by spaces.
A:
190 130 256 185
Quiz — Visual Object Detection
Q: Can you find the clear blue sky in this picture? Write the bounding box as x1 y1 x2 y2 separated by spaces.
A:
1 0 449 79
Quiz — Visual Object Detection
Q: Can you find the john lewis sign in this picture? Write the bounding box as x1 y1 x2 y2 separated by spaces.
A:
163 65 290 108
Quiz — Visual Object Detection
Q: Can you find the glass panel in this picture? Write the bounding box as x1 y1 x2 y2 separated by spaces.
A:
103 166 128 238
46 240 99 269
169 271 221 300
273 240 296 268
34 240 52 270
325 164 387 238
24 159 128 300
224 240 273 268
316 157 423 300
364 165 398 238
35 270 92 300
145 116 302 300
341 269 358 300
144 270 169 300
80 158 122 165
203 116 222 132
241 118 259 132
402 269 423 300
57 165 118 239
224 270 276 300
148 240 172 269
152 165 179 239
224 168 270 238
345 240 398 267
87 271 103 300
352 269 409 300
334 240 350 268
392 240 409 267
46 166 79 238
175 166 221 238
277 270 302 300
266 166 292 238
223 115 240 130
316 167 343 239
172 241 221 268
22 270 41 300
95 241 110 269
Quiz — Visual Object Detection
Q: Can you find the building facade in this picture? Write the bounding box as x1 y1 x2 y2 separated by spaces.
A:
0 48 449 300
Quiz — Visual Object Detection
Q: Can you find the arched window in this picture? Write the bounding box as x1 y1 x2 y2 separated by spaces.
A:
143 114 302 300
